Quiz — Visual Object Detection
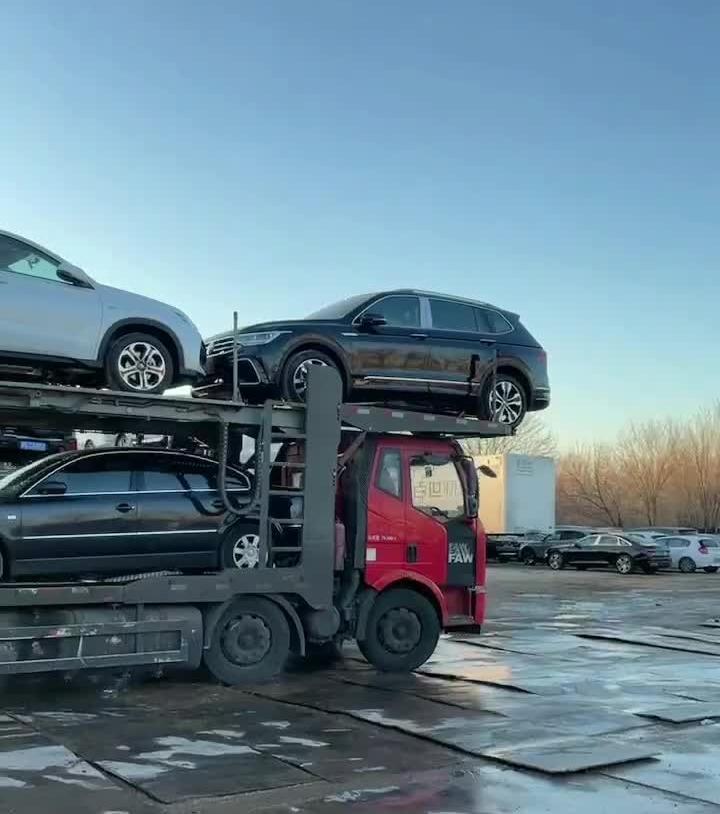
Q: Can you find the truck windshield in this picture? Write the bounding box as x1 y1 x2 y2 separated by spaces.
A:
410 459 465 520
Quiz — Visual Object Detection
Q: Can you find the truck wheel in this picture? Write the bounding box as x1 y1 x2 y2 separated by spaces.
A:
203 597 290 684
358 589 440 673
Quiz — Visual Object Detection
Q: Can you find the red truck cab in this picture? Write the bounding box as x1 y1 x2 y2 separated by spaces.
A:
335 433 486 671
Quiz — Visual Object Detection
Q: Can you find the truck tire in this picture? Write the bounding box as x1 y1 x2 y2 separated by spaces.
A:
203 597 290 684
358 588 440 673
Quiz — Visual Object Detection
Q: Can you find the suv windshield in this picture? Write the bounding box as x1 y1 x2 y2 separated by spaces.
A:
306 293 376 320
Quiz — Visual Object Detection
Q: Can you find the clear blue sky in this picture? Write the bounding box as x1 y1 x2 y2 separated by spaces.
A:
2 1 718 443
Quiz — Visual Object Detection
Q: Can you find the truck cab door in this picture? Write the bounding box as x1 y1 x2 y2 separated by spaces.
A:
407 453 476 586
365 446 407 575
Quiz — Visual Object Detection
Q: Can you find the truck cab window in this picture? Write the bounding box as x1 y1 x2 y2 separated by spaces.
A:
410 460 464 520
376 450 402 498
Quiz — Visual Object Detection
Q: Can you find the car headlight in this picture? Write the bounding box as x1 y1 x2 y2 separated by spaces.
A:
235 331 287 346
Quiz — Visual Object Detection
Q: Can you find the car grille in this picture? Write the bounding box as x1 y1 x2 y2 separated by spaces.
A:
206 337 236 358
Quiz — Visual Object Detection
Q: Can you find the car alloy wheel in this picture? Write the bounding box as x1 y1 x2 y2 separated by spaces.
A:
548 552 564 570
616 554 633 574
679 556 696 573
489 379 524 426
291 358 329 399
117 341 167 391
232 533 262 569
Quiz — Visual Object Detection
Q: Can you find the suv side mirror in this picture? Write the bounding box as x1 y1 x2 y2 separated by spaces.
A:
358 313 387 330
57 264 93 289
38 480 67 496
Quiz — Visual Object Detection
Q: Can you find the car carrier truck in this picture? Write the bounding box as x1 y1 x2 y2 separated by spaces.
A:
0 367 508 683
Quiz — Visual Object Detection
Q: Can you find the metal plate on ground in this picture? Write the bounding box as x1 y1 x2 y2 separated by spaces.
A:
635 702 720 723
483 735 660 774
258 762 720 814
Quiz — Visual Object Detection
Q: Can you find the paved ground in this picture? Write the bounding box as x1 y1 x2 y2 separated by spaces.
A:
1 564 720 813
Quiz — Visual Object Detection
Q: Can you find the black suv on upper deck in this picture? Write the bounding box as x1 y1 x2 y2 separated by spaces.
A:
194 290 550 427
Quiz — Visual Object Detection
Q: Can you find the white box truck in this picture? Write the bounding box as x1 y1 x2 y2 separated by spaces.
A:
475 453 555 534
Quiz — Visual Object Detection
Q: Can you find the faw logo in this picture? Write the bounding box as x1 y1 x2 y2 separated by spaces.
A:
449 541 474 564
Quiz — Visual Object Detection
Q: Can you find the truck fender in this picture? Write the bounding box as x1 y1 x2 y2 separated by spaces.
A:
202 593 306 656
355 572 449 640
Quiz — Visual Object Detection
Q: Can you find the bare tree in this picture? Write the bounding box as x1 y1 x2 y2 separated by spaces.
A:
677 407 720 531
463 414 557 458
558 443 628 527
617 420 676 525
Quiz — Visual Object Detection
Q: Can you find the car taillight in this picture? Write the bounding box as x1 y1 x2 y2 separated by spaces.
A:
699 543 709 555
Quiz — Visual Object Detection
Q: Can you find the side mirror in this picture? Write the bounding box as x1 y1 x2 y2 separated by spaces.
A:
38 480 67 496
358 313 387 330
57 264 92 289
459 457 479 519
477 465 497 478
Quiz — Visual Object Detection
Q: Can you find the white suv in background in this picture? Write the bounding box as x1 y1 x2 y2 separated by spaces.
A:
0 229 205 393
656 535 720 573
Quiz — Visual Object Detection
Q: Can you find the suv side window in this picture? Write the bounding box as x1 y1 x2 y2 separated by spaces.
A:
28 454 133 495
428 298 477 332
375 450 402 499
370 296 421 328
475 308 513 334
0 234 63 283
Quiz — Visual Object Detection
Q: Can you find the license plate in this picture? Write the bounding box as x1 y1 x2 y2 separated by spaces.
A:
19 440 47 452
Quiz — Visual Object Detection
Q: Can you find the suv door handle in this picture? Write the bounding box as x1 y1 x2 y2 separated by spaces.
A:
410 333 428 339
115 503 135 513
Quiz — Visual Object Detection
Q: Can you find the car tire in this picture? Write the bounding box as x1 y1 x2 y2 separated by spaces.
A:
105 332 174 394
221 524 265 570
547 551 565 570
520 547 537 566
358 588 440 673
203 597 290 684
679 557 697 574
280 349 341 403
482 373 527 428
615 554 634 575
703 567 718 574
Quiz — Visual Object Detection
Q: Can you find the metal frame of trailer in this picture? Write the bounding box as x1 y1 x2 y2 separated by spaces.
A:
0 370 509 676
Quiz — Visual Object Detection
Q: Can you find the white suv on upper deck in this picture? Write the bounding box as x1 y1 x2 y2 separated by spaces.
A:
0 229 205 393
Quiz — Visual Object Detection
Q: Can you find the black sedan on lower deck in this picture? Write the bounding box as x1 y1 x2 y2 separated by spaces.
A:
194 289 550 427
546 533 671 574
0 448 260 579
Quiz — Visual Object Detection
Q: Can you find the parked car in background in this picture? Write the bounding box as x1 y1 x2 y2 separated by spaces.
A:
627 526 697 536
0 426 76 463
0 448 254 579
195 290 550 427
518 525 596 565
655 535 720 573
546 532 671 575
0 230 205 394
